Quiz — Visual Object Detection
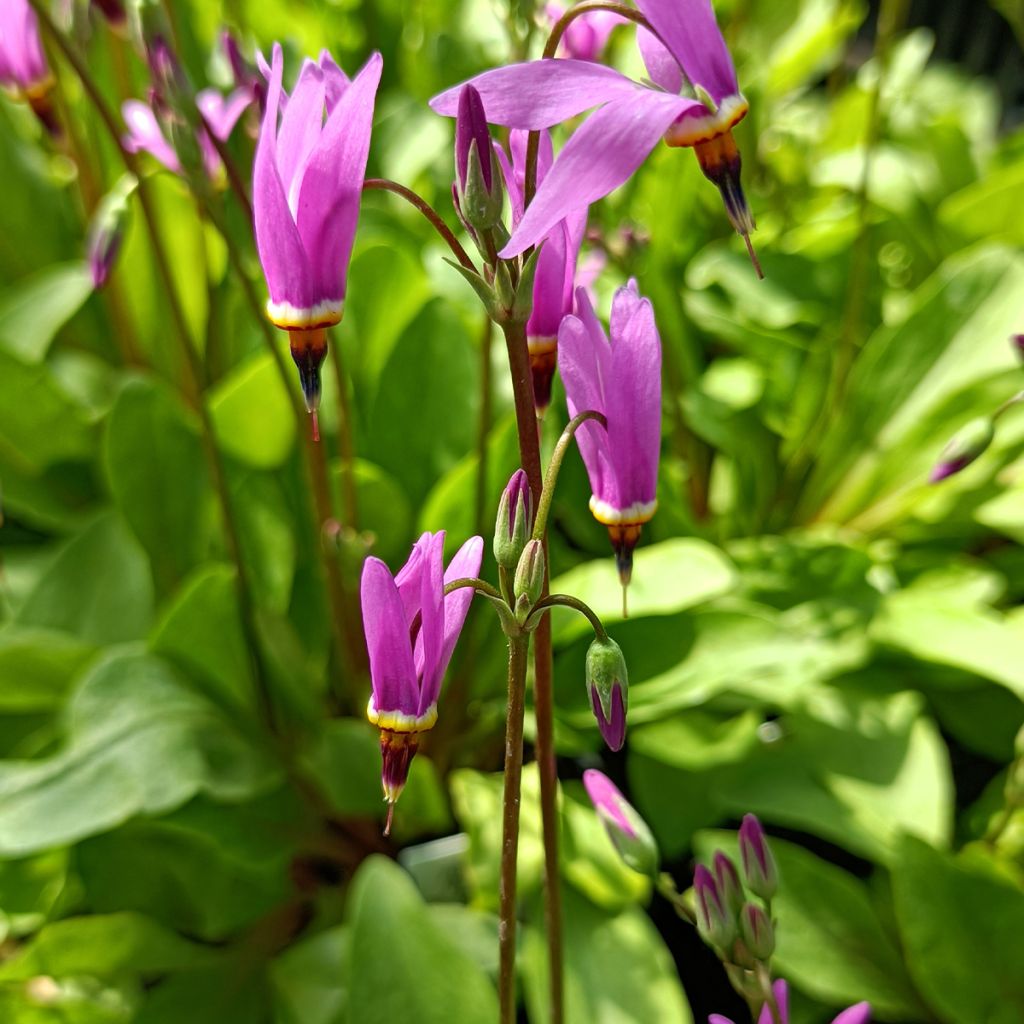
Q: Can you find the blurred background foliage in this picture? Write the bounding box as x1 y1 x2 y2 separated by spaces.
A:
0 0 1023 1021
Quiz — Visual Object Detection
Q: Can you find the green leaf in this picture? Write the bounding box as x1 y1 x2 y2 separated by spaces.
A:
893 836 1024 1024
334 459 414 567
0 629 96 712
0 262 94 363
0 650 278 856
939 159 1024 246
695 830 929 1018
14 514 154 645
104 377 210 592
549 538 737 643
345 856 499 1023
209 351 296 468
0 912 215 980
272 926 348 1024
0 349 94 472
523 888 691 1024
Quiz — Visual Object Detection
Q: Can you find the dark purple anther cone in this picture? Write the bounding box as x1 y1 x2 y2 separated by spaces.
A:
380 729 420 836
455 84 492 192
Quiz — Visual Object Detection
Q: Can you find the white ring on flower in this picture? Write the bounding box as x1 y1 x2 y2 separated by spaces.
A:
266 297 344 330
527 334 558 355
589 496 658 526
663 93 749 148
366 696 438 733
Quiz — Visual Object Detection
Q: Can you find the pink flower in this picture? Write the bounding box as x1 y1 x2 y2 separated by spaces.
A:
546 3 624 62
0 0 49 96
710 980 871 1024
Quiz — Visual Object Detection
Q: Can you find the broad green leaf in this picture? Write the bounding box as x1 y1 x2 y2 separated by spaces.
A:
893 836 1024 1024
872 589 1024 700
135 962 270 1024
14 514 154 645
104 377 210 592
939 159 1024 246
0 349 94 472
209 351 296 468
346 856 499 1024
149 564 253 714
0 629 96 712
0 262 94 363
549 539 737 643
0 912 215 980
0 849 68 937
523 888 691 1024
695 831 929 1018
272 926 349 1024
0 651 278 856
426 906 501 977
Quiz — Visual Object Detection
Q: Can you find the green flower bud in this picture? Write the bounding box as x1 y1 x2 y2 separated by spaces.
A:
586 636 628 751
494 469 532 570
513 539 545 619
739 903 775 961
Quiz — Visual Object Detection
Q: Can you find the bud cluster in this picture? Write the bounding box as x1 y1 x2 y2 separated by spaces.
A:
694 815 779 1006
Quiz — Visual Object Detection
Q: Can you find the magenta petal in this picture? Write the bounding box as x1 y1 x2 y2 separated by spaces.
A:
635 0 739 106
832 1004 871 1024
361 557 418 717
121 100 179 172
582 770 636 838
196 86 252 141
430 59 639 129
637 27 683 94
252 44 314 310
318 48 350 112
295 51 382 305
527 219 570 338
606 280 661 508
415 533 446 715
276 58 326 211
438 535 484 683
708 1017 736 1024
499 90 693 257
757 981 789 1024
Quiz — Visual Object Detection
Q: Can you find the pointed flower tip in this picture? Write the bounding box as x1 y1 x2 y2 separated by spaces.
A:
383 799 395 837
310 409 320 443
743 233 764 279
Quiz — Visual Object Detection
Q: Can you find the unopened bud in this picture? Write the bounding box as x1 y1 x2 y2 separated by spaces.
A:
694 863 736 951
929 417 994 482
454 85 502 232
1012 334 1024 364
582 769 659 876
513 538 545 617
738 814 778 902
713 851 744 918
586 636 627 751
87 174 136 288
494 469 532 570
739 903 775 961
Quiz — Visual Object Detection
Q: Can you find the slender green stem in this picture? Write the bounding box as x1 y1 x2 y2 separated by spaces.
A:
363 178 477 271
524 2 656 205
527 593 607 639
443 577 505 601
498 633 530 1024
474 316 494 537
29 0 277 732
499 316 564 1024
329 333 360 530
994 389 1024 421
756 964 783 1024
532 409 607 542
656 873 697 924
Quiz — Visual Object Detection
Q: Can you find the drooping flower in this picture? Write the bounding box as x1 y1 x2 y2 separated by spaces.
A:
558 279 661 606
582 769 658 875
585 635 628 750
0 0 57 133
254 44 381 437
430 0 761 275
122 87 252 179
495 130 587 413
546 3 624 62
361 531 483 833
709 980 871 1024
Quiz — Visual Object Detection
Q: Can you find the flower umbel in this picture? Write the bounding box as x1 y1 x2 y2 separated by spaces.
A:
254 44 382 432
430 0 761 274
558 279 661 610
361 530 483 833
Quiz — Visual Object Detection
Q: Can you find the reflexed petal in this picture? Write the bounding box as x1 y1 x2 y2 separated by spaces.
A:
500 90 694 257
606 279 661 508
253 43 315 310
439 535 484 680
635 0 739 106
197 86 252 141
832 1004 871 1024
361 557 418 717
430 59 639 129
277 58 326 212
121 100 179 172
318 48 350 112
637 27 683 94
295 51 382 304
415 533 447 715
